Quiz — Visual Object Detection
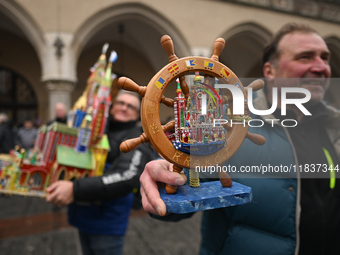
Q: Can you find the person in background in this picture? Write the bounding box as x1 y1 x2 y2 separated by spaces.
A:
47 102 67 125
16 118 37 152
0 113 15 154
46 90 155 255
139 23 340 255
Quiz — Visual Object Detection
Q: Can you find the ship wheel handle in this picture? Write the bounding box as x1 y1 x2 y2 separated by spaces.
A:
120 121 175 153
118 77 146 97
165 165 183 194
118 77 174 108
211 38 225 62
161 35 191 101
161 35 179 63
224 79 266 146
244 78 265 94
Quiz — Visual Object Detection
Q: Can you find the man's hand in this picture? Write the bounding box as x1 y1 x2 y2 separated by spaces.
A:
46 180 74 207
140 159 187 216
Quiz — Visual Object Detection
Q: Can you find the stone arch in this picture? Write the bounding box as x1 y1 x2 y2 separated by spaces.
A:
73 3 190 123
219 22 272 78
0 2 47 121
0 1 44 61
73 3 190 71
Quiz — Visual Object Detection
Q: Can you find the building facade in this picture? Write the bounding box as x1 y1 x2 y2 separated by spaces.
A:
1 0 340 125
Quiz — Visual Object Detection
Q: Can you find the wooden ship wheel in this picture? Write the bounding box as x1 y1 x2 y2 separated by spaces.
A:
118 35 265 195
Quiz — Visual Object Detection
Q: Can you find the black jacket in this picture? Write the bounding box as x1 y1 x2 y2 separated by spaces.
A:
72 118 155 202
0 122 14 154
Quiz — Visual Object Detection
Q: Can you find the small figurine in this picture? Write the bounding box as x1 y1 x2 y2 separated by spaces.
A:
75 107 93 153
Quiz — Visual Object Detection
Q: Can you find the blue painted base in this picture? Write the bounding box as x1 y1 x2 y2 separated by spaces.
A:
159 181 252 214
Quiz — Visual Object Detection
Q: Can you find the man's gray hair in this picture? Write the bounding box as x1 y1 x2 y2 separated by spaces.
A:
116 89 141 103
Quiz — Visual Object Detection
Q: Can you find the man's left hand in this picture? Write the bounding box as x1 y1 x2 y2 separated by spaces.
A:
46 180 74 207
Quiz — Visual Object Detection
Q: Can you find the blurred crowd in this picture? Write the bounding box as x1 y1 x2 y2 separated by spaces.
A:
0 102 67 155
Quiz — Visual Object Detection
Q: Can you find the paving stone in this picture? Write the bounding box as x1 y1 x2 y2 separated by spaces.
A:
124 212 202 255
0 194 202 255
0 228 81 255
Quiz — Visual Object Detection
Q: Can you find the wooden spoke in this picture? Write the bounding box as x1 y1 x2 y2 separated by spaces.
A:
165 165 183 194
179 76 190 100
246 132 266 145
120 133 149 153
160 95 174 107
218 169 232 187
117 77 146 97
245 79 264 93
163 120 175 131
161 35 178 63
211 38 225 62
120 121 175 153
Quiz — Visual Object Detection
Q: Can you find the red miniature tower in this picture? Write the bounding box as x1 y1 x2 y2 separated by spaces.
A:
91 51 118 145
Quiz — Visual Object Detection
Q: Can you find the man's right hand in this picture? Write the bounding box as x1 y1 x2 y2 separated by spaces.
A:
140 159 187 216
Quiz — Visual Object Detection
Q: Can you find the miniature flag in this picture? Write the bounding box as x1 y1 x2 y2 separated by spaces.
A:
220 68 230 77
185 59 196 67
155 77 165 89
204 61 214 69
168 63 179 74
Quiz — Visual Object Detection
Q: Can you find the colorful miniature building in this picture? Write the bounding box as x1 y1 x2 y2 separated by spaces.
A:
0 45 117 197
171 73 226 155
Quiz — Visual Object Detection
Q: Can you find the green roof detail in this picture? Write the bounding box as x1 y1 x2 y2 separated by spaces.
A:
57 145 94 170
48 122 78 136
91 134 110 150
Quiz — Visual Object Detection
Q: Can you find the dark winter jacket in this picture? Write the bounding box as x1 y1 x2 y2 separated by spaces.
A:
156 89 340 255
0 122 14 154
69 118 155 235
16 127 37 151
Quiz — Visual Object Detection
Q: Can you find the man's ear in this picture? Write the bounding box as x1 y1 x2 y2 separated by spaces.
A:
263 62 276 79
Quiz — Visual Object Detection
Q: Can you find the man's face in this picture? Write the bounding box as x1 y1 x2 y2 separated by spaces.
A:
264 32 331 105
55 104 66 118
110 93 140 122
24 120 33 129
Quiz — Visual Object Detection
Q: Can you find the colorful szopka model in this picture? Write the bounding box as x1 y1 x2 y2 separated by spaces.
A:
0 45 117 197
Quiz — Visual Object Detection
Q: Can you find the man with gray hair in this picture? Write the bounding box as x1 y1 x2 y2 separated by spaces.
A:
46 90 155 255
0 113 14 154
47 102 68 125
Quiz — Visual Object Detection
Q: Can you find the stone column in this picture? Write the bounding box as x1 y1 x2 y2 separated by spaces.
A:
42 32 77 121
45 80 75 120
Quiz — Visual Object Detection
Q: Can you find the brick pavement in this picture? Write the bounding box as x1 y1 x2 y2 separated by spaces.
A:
0 194 202 255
